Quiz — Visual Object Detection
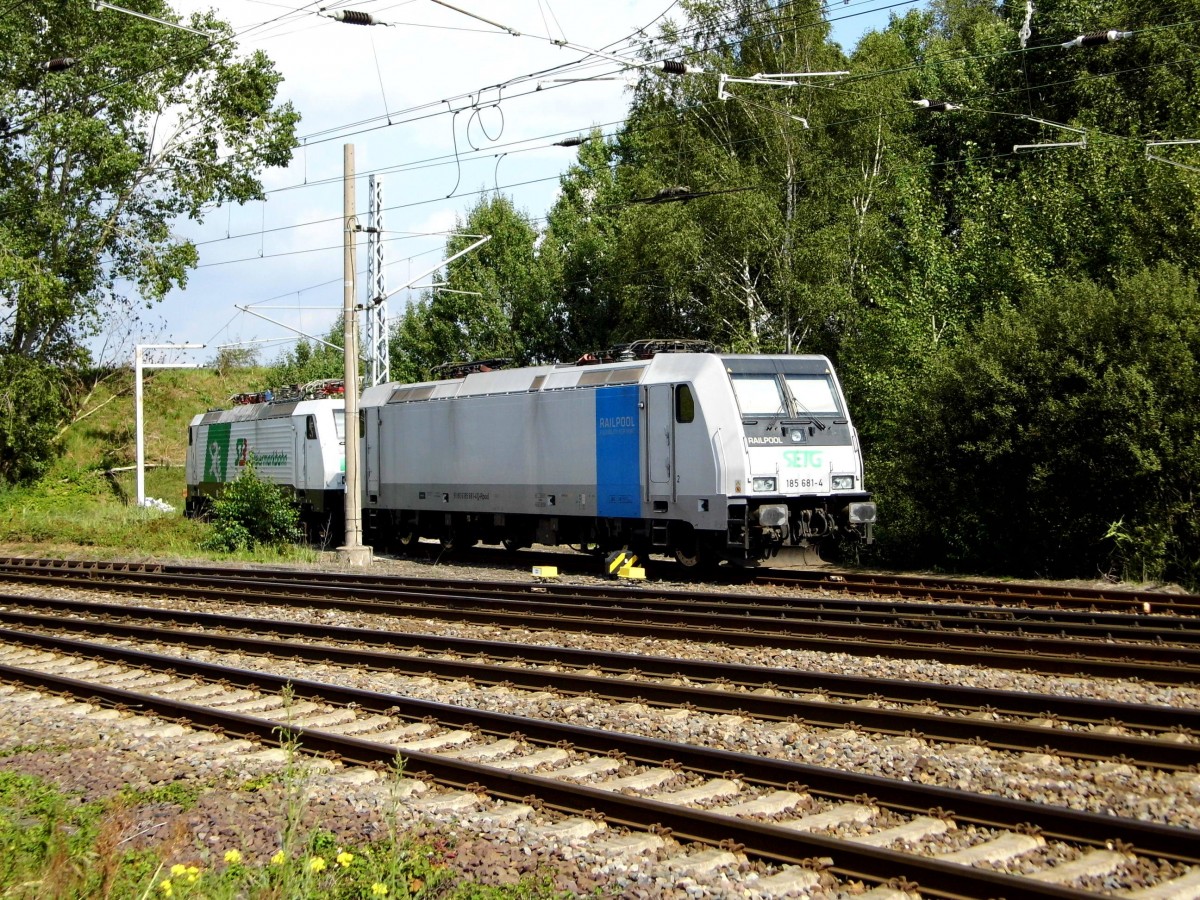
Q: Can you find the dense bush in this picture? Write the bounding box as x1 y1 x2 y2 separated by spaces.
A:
0 356 69 484
885 264 1199 586
200 460 302 552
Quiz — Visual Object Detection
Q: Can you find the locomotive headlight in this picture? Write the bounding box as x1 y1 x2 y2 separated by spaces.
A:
752 477 777 492
831 475 855 491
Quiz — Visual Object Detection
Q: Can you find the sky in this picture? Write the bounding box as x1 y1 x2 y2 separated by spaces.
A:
139 0 924 368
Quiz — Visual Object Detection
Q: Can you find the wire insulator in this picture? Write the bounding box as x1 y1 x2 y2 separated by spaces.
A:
42 57 77 72
913 99 959 112
554 136 586 147
659 60 689 75
334 10 376 25
1063 29 1132 48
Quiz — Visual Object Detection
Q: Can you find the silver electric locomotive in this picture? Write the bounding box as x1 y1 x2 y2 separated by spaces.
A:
359 348 875 568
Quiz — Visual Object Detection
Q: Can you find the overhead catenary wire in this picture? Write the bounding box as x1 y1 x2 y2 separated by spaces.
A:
84 36 1200 280
187 36 1200 260
15 0 1197 343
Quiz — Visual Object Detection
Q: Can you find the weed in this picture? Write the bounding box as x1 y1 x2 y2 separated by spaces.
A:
0 742 74 759
0 756 575 899
238 772 280 793
118 780 208 812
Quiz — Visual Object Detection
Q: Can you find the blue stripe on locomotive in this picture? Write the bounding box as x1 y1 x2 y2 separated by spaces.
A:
596 385 641 517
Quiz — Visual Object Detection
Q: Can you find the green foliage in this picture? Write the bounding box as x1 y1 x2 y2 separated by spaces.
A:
0 367 326 562
9 0 1196 588
210 345 262 375
0 355 70 483
0 770 116 895
0 767 566 899
239 772 281 793
390 195 552 380
118 780 208 812
538 131 624 356
0 2 298 366
889 264 1200 584
200 459 302 552
264 327 346 389
0 0 298 485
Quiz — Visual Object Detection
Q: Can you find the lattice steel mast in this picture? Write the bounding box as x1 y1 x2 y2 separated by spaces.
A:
366 174 390 386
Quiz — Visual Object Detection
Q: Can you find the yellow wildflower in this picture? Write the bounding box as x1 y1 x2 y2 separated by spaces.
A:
170 864 187 877
186 865 199 884
308 856 327 873
224 849 242 864
271 850 287 865
336 851 354 867
158 880 173 897
370 885 389 897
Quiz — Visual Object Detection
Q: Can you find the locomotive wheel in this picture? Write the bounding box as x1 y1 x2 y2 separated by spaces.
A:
672 534 719 573
501 538 525 553
396 528 419 553
440 532 477 553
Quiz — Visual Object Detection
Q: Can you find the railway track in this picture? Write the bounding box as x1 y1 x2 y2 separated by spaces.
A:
336 545 1200 617
0 597 1196 770
1 627 1198 898
757 571 1200 616
2 557 1198 682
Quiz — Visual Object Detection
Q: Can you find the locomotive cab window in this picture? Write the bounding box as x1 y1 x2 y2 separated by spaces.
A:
306 416 317 440
188 426 194 446
675 384 695 423
784 375 840 416
730 374 788 417
333 410 346 441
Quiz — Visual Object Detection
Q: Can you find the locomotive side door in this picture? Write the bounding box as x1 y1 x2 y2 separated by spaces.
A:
645 383 675 501
303 414 322 489
296 419 307 490
365 407 381 500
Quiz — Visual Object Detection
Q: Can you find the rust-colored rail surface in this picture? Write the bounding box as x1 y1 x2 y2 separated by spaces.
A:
1 626 1196 899
1 557 1197 682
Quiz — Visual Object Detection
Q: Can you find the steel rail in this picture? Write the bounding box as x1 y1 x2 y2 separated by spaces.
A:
758 570 1200 615
6 604 1197 769
3 591 1196 727
5 594 1198 730
0 629 1195 896
3 557 1197 642
1 572 1196 682
8 553 1199 616
0 662 1091 900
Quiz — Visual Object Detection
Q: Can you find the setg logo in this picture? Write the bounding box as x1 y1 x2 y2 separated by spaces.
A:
783 449 824 468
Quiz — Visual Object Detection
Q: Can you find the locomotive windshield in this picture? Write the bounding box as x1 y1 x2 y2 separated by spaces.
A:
730 374 788 416
333 409 346 441
784 374 840 415
729 371 841 419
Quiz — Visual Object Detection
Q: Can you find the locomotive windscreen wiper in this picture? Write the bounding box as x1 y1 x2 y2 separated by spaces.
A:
785 392 826 430
786 416 826 431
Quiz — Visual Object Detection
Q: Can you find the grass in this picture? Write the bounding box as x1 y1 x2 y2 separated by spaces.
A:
0 767 563 899
0 734 576 900
0 370 580 898
0 365 320 564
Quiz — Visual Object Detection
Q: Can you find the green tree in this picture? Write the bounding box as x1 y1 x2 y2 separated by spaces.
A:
390 194 551 379
539 131 625 357
0 356 68 483
896 264 1200 585
0 0 298 481
263 323 345 391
